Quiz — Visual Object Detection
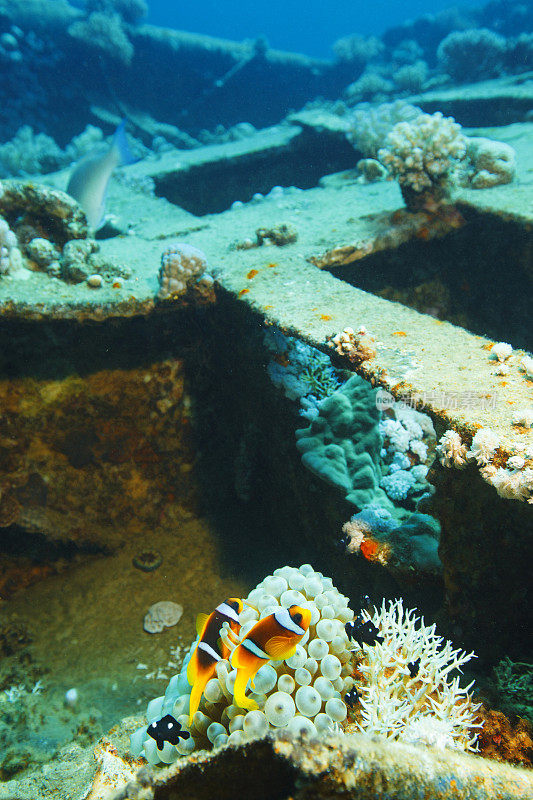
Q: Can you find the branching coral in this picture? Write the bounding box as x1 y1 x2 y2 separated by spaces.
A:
326 327 376 367
377 112 467 211
346 101 422 158
394 61 429 93
333 34 384 66
352 599 482 751
0 125 105 178
344 71 394 104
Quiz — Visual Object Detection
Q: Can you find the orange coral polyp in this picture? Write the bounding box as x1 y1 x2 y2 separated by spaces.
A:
360 538 380 560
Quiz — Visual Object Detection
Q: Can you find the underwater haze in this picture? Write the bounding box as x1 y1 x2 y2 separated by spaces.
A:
147 0 478 57
0 0 532 797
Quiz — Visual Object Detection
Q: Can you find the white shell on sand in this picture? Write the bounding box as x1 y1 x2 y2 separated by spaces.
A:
143 601 183 633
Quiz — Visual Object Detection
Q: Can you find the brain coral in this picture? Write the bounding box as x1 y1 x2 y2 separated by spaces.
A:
466 137 516 189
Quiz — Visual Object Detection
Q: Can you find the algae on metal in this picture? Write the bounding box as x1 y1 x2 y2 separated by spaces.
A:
109 729 533 800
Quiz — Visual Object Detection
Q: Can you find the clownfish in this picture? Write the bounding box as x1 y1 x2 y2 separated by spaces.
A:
231 605 312 711
187 597 244 724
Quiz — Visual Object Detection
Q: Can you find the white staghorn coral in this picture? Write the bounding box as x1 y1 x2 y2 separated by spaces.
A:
436 430 468 468
378 112 467 210
468 428 499 465
353 599 481 751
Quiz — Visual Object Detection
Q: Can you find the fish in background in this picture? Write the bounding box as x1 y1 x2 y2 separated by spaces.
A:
231 605 312 711
66 119 135 230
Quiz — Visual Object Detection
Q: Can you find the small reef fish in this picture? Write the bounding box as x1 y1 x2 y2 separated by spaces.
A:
407 658 421 678
231 605 312 711
187 597 244 724
345 617 384 647
66 119 135 230
344 687 360 708
147 714 190 750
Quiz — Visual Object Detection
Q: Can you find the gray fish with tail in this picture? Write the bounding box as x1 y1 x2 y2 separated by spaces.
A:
66 119 135 230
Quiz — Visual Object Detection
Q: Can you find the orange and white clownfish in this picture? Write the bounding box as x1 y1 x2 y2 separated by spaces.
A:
231 605 312 711
187 597 244 724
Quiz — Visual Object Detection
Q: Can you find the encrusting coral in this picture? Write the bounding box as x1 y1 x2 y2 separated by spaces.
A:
0 213 22 275
466 138 516 189
157 243 215 304
131 566 482 766
341 506 442 576
295 375 389 509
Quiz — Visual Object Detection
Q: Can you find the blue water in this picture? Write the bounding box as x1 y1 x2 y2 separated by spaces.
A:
147 0 476 57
